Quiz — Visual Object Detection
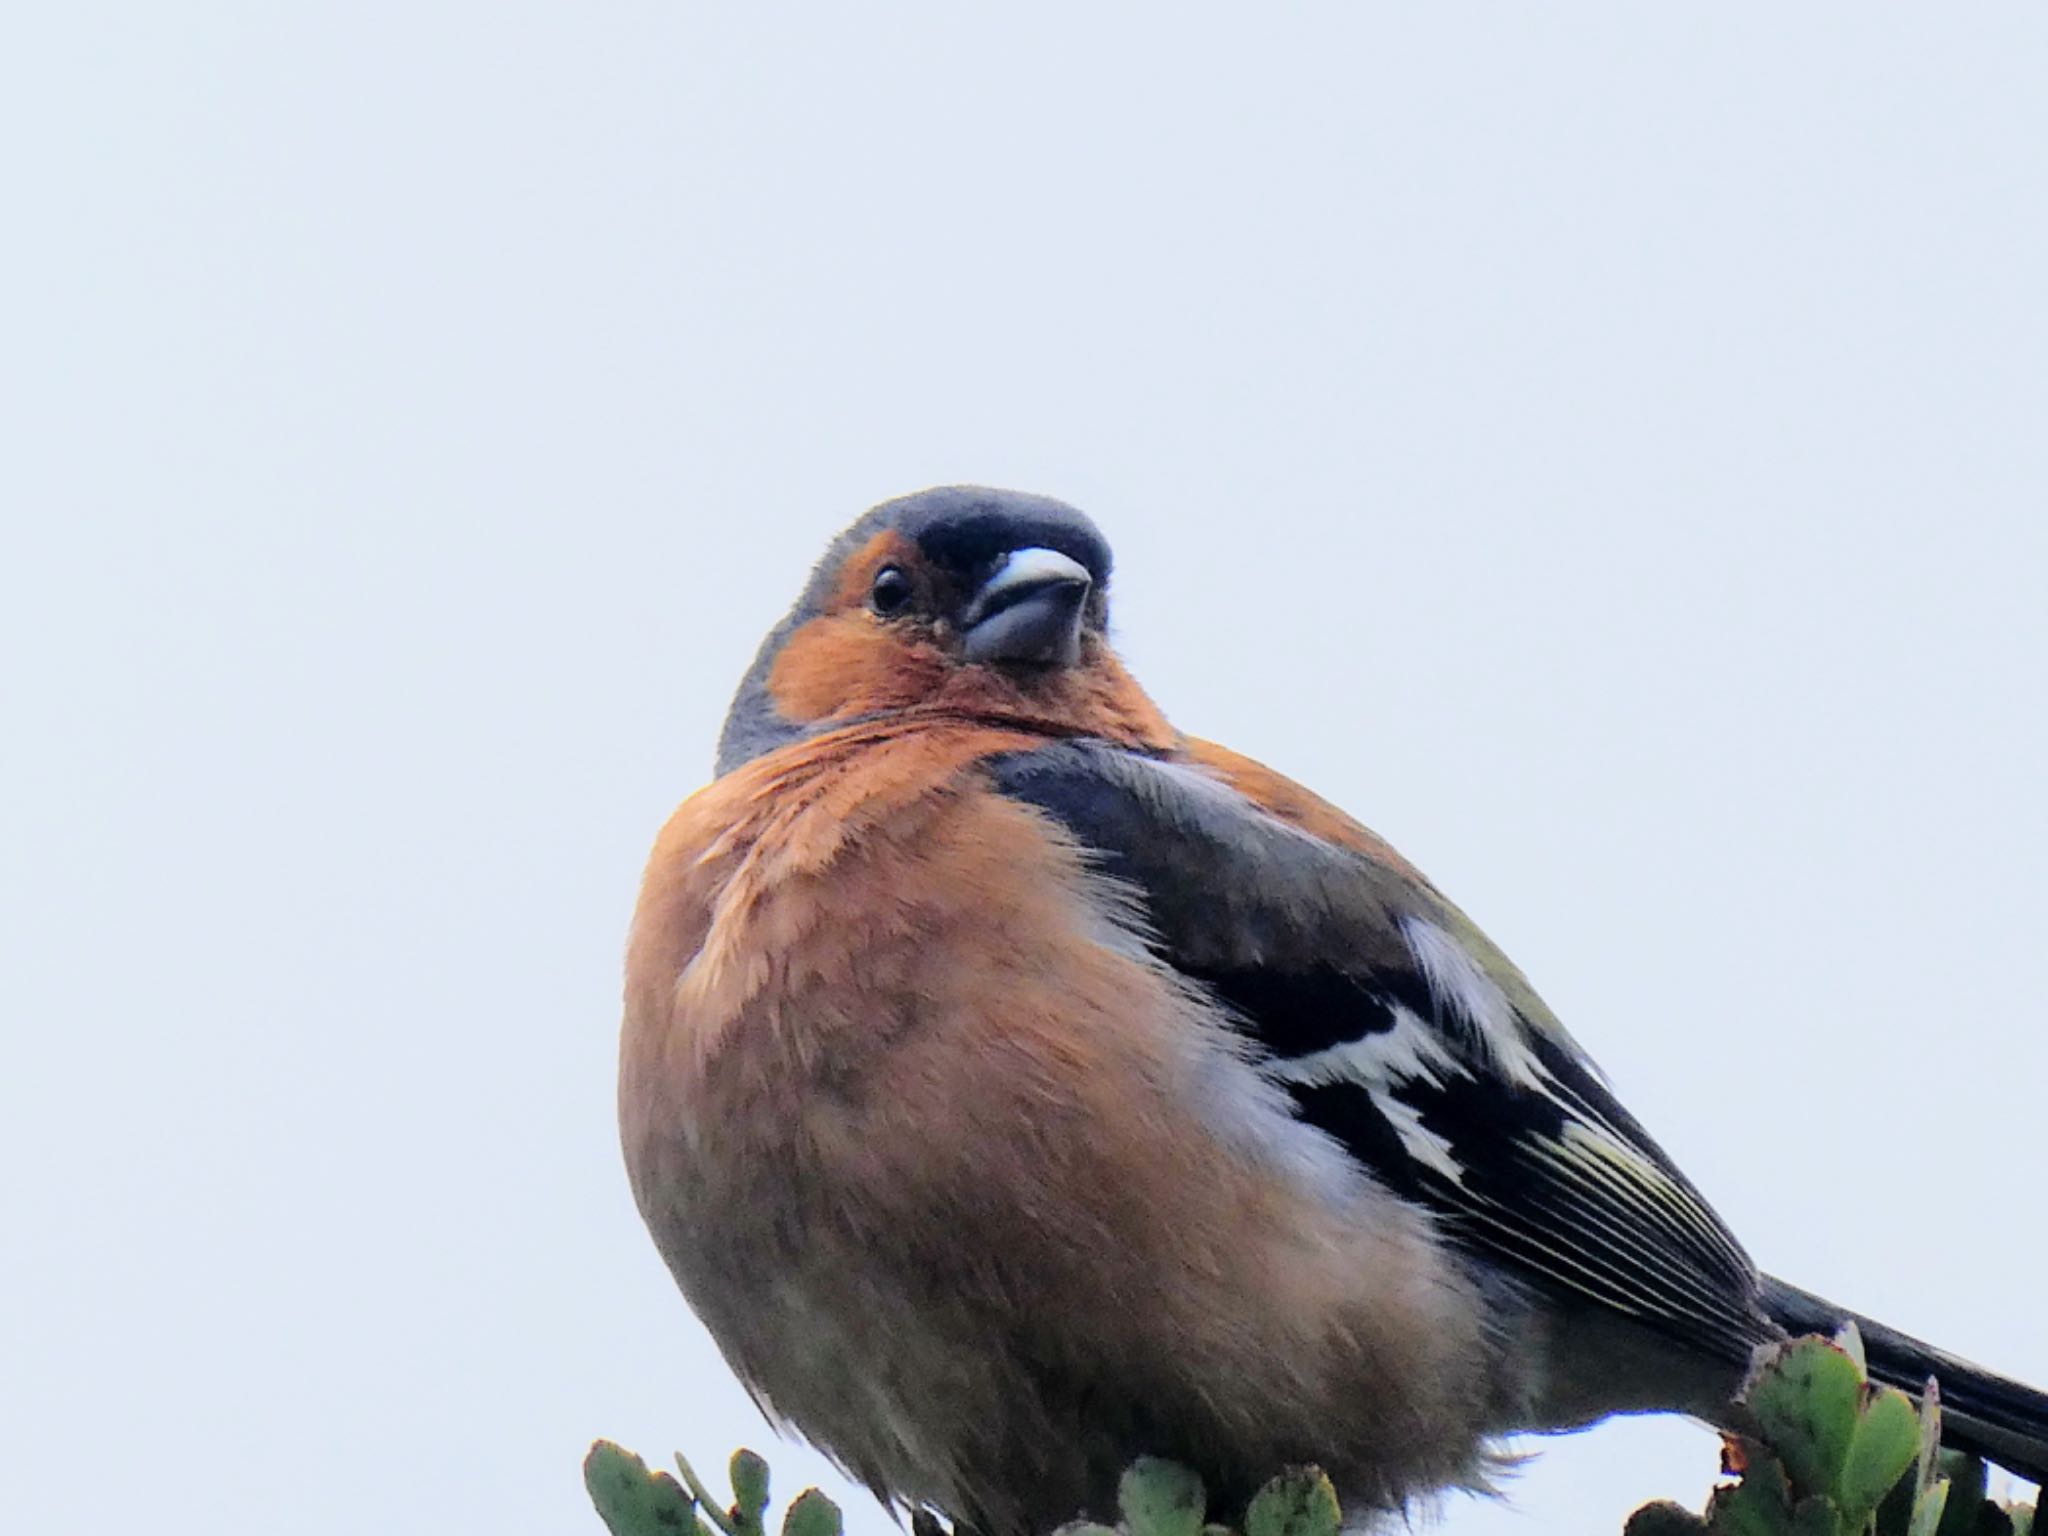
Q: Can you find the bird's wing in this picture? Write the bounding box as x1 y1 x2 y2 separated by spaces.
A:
985 738 1773 1366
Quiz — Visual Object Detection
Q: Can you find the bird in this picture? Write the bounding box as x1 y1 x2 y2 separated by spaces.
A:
620 486 2048 1536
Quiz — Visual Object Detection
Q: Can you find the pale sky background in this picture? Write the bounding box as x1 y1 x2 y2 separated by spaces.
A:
4 6 2045 1534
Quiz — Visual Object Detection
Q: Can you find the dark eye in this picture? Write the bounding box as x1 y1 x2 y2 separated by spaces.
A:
870 566 913 616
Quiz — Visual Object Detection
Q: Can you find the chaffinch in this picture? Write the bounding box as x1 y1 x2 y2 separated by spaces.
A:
621 487 2047 1535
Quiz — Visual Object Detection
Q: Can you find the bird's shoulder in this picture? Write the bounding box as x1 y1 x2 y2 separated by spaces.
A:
980 733 1491 1003
1175 735 1430 876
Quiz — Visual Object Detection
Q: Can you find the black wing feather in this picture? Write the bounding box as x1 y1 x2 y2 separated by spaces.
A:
988 740 1774 1367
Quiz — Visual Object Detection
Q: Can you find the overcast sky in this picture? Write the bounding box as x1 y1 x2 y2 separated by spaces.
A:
5 6 2045 1534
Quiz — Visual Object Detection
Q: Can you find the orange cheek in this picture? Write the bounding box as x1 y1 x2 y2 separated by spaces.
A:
766 615 946 723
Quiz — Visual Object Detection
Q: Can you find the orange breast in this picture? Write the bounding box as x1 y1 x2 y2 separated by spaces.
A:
616 719 1505 1529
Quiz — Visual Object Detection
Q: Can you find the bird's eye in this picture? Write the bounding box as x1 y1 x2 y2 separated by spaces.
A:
870 566 913 617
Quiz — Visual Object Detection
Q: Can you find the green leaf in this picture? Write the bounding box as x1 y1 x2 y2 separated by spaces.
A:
1748 1339 1867 1500
1627 1500 1711 1536
1710 1456 1794 1536
1834 1322 1869 1381
780 1489 842 1536
1916 1386 1944 1497
1932 1454 1987 1536
730 1449 771 1535
1118 1459 1207 1536
586 1441 707 1536
1911 1479 1954 1536
676 1452 740 1536
1839 1386 1922 1519
1876 1470 1920 1536
1242 1467 1342 1536
1790 1495 1845 1536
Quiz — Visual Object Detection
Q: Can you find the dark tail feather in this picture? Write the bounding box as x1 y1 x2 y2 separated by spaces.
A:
1762 1275 2048 1487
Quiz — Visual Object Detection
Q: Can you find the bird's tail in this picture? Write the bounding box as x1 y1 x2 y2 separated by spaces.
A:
1762 1275 2048 1487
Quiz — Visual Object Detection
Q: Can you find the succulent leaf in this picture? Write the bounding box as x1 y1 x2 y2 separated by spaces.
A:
1242 1467 1341 1536
1840 1386 1922 1520
730 1449 771 1534
780 1489 843 1536
674 1452 740 1536
1710 1455 1794 1536
1912 1480 1955 1536
1932 1455 1988 1536
1627 1500 1712 1536
1118 1458 1207 1536
1747 1339 1865 1500
1788 1494 1844 1536
586 1441 708 1536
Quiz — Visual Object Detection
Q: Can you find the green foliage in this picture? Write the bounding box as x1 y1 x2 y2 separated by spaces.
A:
1111 1457 1207 1536
584 1443 711 1536
1048 1462 1341 1536
730 1450 773 1536
1623 1333 2035 1536
589 1337 2037 1536
1240 1467 1343 1536
585 1441 842 1536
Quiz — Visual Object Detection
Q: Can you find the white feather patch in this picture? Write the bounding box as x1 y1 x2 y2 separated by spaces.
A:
1265 1005 1468 1092
1264 1006 1471 1186
1399 917 1546 1090
1372 1091 1467 1185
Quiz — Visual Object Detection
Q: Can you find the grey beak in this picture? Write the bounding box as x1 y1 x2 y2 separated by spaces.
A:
960 547 1093 667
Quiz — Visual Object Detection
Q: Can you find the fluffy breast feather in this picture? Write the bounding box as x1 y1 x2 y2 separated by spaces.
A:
618 721 1519 1532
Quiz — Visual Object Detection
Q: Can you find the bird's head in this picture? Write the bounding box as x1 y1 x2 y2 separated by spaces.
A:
715 486 1174 774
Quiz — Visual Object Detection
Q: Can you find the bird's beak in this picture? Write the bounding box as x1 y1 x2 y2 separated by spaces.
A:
960 547 1093 667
